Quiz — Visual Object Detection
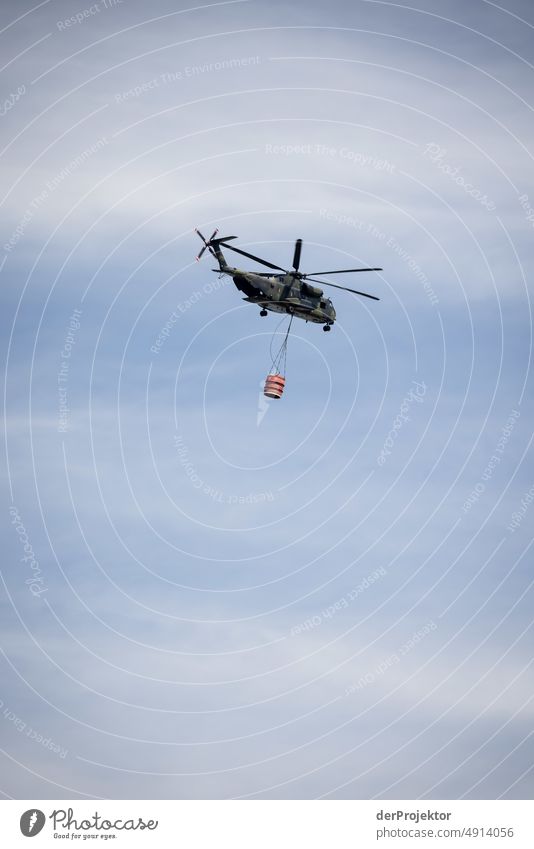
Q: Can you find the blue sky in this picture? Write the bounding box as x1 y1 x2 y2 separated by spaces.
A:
1 0 533 799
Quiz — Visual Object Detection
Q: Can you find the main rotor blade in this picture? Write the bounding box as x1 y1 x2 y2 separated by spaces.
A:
221 242 285 272
292 238 302 272
305 267 382 275
306 277 380 301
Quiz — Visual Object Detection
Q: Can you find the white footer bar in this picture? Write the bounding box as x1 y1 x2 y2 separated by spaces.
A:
2 800 532 847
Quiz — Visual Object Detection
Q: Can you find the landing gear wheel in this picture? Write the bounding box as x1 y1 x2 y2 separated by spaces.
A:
323 324 331 332
260 309 268 317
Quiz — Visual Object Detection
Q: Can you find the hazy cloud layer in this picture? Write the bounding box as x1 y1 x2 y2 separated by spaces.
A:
1 0 533 799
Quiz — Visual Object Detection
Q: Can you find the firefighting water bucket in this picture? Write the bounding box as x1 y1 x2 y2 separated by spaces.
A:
264 373 286 399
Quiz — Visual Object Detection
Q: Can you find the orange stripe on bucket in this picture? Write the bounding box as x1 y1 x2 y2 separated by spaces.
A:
264 374 286 399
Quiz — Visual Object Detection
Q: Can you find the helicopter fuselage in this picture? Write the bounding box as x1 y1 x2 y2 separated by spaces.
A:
217 264 336 325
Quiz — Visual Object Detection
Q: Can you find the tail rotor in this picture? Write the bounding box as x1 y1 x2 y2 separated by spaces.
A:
195 227 218 261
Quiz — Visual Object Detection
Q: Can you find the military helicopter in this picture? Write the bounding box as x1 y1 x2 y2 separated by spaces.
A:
195 228 381 331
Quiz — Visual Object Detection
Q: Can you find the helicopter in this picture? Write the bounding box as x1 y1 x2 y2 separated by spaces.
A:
195 228 382 331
